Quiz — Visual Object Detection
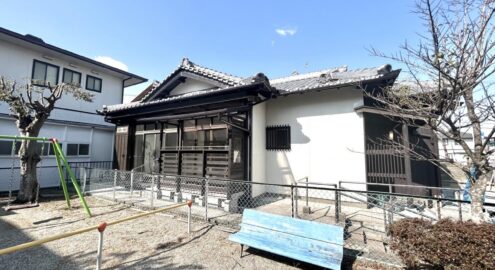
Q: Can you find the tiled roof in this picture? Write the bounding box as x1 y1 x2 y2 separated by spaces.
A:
271 64 396 94
138 58 244 102
103 60 399 114
103 86 238 113
131 80 160 102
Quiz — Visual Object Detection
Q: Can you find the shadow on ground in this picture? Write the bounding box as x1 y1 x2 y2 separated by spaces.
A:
0 207 77 270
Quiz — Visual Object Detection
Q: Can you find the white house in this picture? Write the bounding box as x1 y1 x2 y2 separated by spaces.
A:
0 27 146 191
100 58 440 198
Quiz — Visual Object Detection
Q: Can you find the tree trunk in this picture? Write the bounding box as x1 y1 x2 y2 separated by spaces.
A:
470 172 491 223
15 137 41 203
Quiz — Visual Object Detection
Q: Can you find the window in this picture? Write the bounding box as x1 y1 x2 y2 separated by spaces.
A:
489 138 495 147
62 68 81 86
36 142 62 156
32 60 59 86
266 125 291 151
0 140 21 156
86 75 102 92
66 143 90 156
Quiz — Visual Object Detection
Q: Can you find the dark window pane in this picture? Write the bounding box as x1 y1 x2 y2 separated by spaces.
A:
135 124 144 131
63 69 72 83
67 144 78 156
197 130 206 146
87 76 94 89
133 135 144 169
197 118 210 129
145 123 156 130
164 132 178 148
79 144 89 155
211 129 227 146
72 73 81 85
0 140 12 155
32 62 46 84
94 78 101 91
184 120 195 128
183 131 196 146
49 143 62 155
46 65 58 85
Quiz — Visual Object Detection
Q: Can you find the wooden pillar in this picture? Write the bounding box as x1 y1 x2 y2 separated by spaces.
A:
402 124 412 185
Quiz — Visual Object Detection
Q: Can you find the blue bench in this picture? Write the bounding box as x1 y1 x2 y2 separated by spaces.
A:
229 209 344 269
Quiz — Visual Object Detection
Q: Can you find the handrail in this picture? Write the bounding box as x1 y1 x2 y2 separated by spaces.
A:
0 202 189 256
339 180 464 192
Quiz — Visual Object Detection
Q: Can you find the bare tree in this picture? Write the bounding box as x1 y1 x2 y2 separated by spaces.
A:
0 77 92 204
370 0 495 222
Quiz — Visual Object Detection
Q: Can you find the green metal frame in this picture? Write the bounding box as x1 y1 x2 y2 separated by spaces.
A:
0 135 92 217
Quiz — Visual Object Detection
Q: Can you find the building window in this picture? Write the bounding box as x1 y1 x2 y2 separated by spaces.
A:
0 141 62 156
37 142 63 156
62 68 82 86
0 140 21 156
266 125 291 151
67 143 90 156
86 75 102 92
489 138 495 147
32 60 59 86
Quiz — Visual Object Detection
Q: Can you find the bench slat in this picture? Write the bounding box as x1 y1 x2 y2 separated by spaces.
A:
241 209 344 245
229 209 344 269
230 231 342 269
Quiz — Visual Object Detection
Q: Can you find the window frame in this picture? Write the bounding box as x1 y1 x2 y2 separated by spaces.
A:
31 59 60 87
66 143 90 157
85 75 102 92
62 68 82 86
266 125 291 151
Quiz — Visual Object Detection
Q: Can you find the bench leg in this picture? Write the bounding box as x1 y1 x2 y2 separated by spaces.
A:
240 244 244 258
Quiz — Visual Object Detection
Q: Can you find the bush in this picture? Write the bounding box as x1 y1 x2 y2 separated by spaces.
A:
389 218 495 269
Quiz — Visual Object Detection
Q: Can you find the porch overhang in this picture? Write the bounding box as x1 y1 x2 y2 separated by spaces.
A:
101 81 274 124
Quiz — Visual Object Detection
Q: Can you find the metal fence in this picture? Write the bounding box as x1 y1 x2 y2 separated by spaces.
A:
81 168 485 266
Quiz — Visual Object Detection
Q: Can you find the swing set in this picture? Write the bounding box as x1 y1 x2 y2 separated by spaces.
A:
1 135 92 217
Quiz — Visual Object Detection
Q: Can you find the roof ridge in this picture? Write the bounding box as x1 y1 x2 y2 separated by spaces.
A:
180 57 244 83
270 64 392 85
270 66 348 84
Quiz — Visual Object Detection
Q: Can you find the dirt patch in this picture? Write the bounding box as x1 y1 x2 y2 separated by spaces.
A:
0 196 400 269
0 196 305 269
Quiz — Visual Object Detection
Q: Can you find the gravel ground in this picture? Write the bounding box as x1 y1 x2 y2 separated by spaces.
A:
0 196 317 270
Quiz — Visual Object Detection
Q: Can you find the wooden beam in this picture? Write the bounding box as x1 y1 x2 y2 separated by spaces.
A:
402 124 412 185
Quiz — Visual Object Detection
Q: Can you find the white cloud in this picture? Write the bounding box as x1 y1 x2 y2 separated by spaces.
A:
94 56 128 71
275 27 297 36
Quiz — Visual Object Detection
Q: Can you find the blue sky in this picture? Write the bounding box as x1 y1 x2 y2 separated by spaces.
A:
0 1 422 100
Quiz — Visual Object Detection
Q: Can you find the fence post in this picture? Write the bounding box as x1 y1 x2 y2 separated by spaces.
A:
130 170 134 197
150 175 155 208
383 205 388 232
291 185 295 218
96 223 107 270
82 167 87 194
112 169 117 200
335 188 340 223
436 195 442 220
305 177 309 207
456 190 462 221
187 200 192 234
204 177 209 222
295 185 299 218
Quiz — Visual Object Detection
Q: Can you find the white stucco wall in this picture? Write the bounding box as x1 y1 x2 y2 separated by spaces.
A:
0 39 123 126
261 87 367 190
0 35 129 190
169 79 215 96
251 102 266 197
0 117 114 190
